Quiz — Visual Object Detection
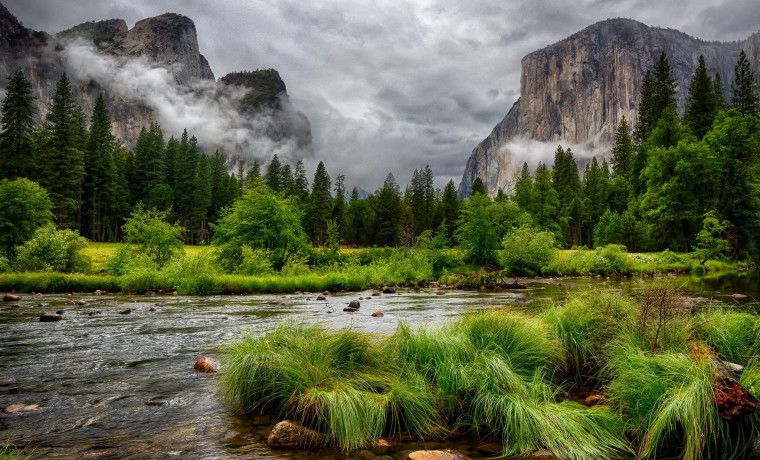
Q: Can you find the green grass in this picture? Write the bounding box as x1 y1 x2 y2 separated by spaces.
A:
0 442 29 460
696 309 760 366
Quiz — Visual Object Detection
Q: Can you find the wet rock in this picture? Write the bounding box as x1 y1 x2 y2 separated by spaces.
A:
77 300 87 305
584 394 606 407
358 297 364 300
40 312 62 322
170 291 178 296
732 293 748 299
3 403 41 414
295 291 303 295
428 281 440 288
88 310 102 316
371 311 384 317
267 420 325 450
145 290 157 297
144 400 164 406
119 309 132 315
528 449 556 458
3 293 20 302
10 304 20 308
382 287 396 294
55 310 64 315
348 300 361 309
322 291 330 296
343 307 359 312
375 438 399 453
94 290 105 295
436 290 446 295
372 292 381 296
194 357 219 373
316 295 326 301
514 297 528 304
407 450 472 460
149 306 158 312
222 316 228 320
37 303 45 307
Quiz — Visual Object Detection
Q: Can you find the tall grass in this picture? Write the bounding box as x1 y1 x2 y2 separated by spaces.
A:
697 309 760 366
0 442 29 460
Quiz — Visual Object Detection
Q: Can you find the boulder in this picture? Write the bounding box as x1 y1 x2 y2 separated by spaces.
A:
322 291 330 296
348 300 360 309
382 287 396 294
436 290 446 295
88 310 102 316
343 307 359 312
194 357 219 373
149 306 158 312
371 311 384 317
584 394 606 407
732 293 748 299
40 312 62 322
407 450 472 460
77 300 87 305
3 293 20 302
372 292 381 296
3 403 41 414
145 290 157 297
316 295 326 301
267 420 325 450
119 309 132 315
55 310 64 315
144 400 164 406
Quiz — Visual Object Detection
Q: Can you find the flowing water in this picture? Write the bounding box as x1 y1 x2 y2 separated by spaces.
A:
1 271 759 459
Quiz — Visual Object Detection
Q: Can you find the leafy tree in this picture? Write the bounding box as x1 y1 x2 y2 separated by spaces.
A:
0 68 36 179
212 178 307 270
593 209 652 251
684 56 718 139
14 224 90 272
501 225 558 275
471 177 486 196
693 211 730 264
0 178 53 257
456 192 499 265
730 50 760 117
122 204 185 267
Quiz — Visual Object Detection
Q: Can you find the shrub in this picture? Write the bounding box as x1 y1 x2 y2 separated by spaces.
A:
0 178 53 258
501 225 558 275
104 244 134 276
122 205 185 268
14 224 90 273
239 247 275 276
280 252 311 276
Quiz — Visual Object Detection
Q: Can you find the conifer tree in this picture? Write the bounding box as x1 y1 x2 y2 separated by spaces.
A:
191 153 212 243
82 94 117 240
437 179 459 242
265 154 282 192
173 130 198 227
531 162 558 231
332 174 346 238
245 161 261 186
293 160 309 201
374 173 402 246
134 123 167 207
730 50 760 117
684 55 718 138
714 73 728 111
513 162 533 212
280 163 294 195
307 161 332 244
39 73 85 228
471 177 486 196
634 52 678 145
611 117 634 178
0 68 36 179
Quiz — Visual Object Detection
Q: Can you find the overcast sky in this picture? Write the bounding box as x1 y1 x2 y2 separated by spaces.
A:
6 0 760 191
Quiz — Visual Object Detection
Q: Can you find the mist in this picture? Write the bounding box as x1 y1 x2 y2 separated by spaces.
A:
501 138 610 174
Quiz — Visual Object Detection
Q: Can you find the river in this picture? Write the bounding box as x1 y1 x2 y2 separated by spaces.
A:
1 271 758 459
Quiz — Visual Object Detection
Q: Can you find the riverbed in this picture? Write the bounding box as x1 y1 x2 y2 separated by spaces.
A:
1 271 758 459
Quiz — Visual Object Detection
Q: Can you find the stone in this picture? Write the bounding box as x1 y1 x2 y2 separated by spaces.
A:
382 287 396 294
119 309 131 315
348 300 360 309
343 307 359 312
94 290 105 295
436 290 445 295
407 450 473 460
77 300 87 305
10 303 20 308
149 306 158 312
322 291 330 296
528 449 556 458
40 312 62 322
145 290 157 297
316 295 326 301
267 420 324 450
732 293 748 299
514 297 528 304
3 293 20 302
144 400 164 406
88 310 102 316
371 311 384 317
194 357 219 373
584 394 606 406
372 292 381 296
55 310 64 315
3 403 40 414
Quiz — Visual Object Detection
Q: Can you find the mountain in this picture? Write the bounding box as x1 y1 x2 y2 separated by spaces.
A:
459 18 760 197
0 2 312 164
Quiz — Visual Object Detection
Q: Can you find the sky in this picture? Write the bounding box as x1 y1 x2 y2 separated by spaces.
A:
6 0 760 191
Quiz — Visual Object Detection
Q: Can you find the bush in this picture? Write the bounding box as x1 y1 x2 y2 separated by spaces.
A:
280 252 311 276
0 256 10 273
0 178 53 258
104 244 134 276
122 205 185 268
14 225 91 273
501 226 558 275
239 247 275 276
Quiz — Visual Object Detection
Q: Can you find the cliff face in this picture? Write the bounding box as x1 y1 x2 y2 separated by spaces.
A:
459 19 760 197
0 2 311 163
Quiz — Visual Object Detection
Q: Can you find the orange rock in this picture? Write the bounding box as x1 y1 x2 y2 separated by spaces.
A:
194 357 219 373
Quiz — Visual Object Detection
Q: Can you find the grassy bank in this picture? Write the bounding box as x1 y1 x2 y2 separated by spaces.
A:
222 287 760 459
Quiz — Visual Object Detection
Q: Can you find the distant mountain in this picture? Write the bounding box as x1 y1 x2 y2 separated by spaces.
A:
459 18 760 197
0 2 312 164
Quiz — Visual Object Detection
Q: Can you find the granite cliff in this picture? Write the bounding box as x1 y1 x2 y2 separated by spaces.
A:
459 18 760 197
0 2 311 163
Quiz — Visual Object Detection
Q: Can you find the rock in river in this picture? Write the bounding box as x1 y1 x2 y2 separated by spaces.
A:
3 403 41 414
194 357 219 373
40 312 62 322
382 287 396 294
267 420 325 450
348 300 360 309
407 450 473 460
371 311 384 317
3 293 20 302
343 307 359 312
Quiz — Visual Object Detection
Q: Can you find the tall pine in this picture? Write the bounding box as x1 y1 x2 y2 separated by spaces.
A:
683 55 718 138
730 50 760 117
0 68 36 179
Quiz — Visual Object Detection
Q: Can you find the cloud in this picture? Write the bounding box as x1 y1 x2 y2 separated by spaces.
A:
62 39 311 166
502 138 609 172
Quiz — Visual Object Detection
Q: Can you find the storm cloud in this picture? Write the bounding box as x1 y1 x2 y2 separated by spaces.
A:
6 0 759 190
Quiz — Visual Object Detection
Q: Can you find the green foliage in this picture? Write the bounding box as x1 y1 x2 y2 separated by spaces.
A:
546 245 632 276
634 52 678 145
456 192 500 265
239 247 275 276
0 178 53 257
684 56 718 139
122 204 185 267
470 176 486 196
501 225 558 275
212 179 307 270
0 68 36 179
730 50 760 117
697 309 760 366
14 224 90 272
693 211 730 264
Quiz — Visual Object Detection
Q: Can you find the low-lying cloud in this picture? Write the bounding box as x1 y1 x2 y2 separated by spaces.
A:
502 138 609 173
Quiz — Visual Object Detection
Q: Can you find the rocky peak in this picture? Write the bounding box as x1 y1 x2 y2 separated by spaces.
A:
221 69 288 112
57 19 128 48
108 13 214 83
459 18 758 197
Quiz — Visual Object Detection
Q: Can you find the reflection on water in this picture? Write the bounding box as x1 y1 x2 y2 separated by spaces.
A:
1 272 758 459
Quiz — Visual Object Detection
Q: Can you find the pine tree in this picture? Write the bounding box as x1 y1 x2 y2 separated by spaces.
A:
81 94 118 241
280 163 294 195
332 174 346 239
307 161 332 244
265 154 282 192
38 73 85 228
191 153 212 243
293 160 309 201
0 68 36 179
374 173 402 246
133 123 167 207
437 179 459 242
209 150 232 224
684 56 718 138
634 52 678 145
471 177 486 196
245 161 261 186
531 162 558 231
513 162 533 211
611 117 634 178
173 130 198 228
730 50 760 117
714 73 728 111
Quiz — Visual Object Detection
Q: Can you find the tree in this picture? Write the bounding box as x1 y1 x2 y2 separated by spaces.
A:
374 173 402 246
501 225 558 275
730 50 760 117
332 174 346 239
684 56 718 139
693 211 730 264
279 164 294 195
212 178 307 270
634 53 678 145
307 161 332 244
0 68 36 179
122 204 185 267
408 165 435 234
531 162 559 232
133 123 167 208
265 154 282 192
14 224 89 272
38 73 85 228
292 160 310 201
456 192 499 265
583 157 610 244
245 161 261 186
611 117 635 178
471 177 487 196
714 73 728 111
436 179 459 242
191 153 212 243
0 178 53 257
173 130 198 228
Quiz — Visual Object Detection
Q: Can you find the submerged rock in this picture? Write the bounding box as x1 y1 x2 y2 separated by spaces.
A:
119 309 132 315
407 450 472 460
528 449 556 458
732 293 748 299
149 305 158 312
267 420 324 450
3 403 40 414
40 312 62 322
316 295 326 301
194 357 219 373
3 293 20 302
371 311 384 317
343 307 359 312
